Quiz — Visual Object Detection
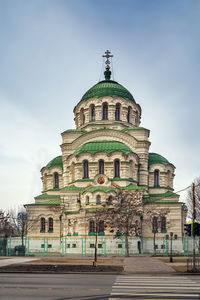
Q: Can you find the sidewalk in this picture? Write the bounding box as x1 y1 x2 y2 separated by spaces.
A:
124 257 175 274
0 257 38 267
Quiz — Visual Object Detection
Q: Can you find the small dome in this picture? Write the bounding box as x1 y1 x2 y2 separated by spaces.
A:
46 156 63 169
81 80 135 102
148 153 169 167
74 141 132 156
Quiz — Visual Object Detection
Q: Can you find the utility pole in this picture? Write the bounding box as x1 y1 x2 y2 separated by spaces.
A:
192 183 196 272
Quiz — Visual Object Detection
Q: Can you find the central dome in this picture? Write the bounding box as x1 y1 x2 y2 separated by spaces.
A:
81 80 135 103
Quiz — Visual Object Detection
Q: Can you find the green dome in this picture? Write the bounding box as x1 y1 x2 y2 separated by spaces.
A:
148 153 169 167
74 141 132 156
46 156 63 169
81 80 135 102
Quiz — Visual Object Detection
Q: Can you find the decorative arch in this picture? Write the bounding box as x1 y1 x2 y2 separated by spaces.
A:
127 106 132 123
80 108 85 125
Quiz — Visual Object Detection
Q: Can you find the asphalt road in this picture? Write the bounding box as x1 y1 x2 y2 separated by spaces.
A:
0 273 116 300
1 273 200 300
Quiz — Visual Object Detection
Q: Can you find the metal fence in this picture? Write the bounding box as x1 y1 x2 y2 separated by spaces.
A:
1 236 198 257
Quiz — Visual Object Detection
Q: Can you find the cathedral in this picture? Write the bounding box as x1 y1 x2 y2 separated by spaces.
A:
25 51 186 255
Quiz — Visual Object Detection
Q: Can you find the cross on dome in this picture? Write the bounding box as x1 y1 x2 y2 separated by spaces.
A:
102 50 113 70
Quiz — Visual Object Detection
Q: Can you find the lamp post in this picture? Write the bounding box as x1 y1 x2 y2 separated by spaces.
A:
170 232 173 263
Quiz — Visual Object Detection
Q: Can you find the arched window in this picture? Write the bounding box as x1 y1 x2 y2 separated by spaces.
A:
115 103 120 121
40 217 45 232
90 104 95 121
99 160 104 174
48 217 53 232
80 108 85 125
83 160 89 178
98 220 104 233
154 170 159 186
102 103 108 120
86 196 89 205
114 159 120 178
161 216 166 231
96 195 101 204
89 220 95 233
135 111 139 125
127 106 131 123
152 216 158 231
167 170 171 186
54 172 59 188
137 163 141 184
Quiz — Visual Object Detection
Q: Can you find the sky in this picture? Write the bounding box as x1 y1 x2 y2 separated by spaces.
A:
0 0 200 210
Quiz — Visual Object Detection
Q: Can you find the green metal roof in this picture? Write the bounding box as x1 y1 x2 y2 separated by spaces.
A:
34 193 61 200
86 186 115 193
148 191 179 198
26 199 61 206
62 185 84 191
120 184 144 190
46 156 63 169
148 153 169 167
62 129 87 134
74 141 132 156
121 127 148 132
81 80 135 102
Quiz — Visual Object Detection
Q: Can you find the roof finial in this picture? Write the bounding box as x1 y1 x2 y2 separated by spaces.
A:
102 50 113 80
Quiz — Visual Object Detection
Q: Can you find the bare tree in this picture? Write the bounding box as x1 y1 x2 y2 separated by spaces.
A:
186 177 200 223
105 189 144 257
0 210 15 237
86 207 108 266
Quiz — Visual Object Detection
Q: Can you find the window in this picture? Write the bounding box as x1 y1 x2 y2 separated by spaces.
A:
99 160 104 174
98 220 104 233
102 103 108 120
127 106 131 123
167 170 171 186
118 244 122 249
48 217 53 232
72 244 76 248
114 159 120 177
115 103 120 121
40 217 45 232
98 244 103 249
137 163 141 184
90 243 95 248
54 172 59 188
83 160 89 178
86 196 89 205
96 195 101 204
107 196 112 205
152 216 158 231
80 108 85 125
48 244 52 248
67 244 70 248
154 170 159 186
89 220 95 233
90 104 95 121
161 216 166 231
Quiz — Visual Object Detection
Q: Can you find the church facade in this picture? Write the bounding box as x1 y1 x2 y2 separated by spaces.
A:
25 52 186 254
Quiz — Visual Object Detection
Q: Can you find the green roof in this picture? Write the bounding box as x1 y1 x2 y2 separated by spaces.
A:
74 141 132 156
62 185 84 191
148 191 179 198
27 199 61 206
120 184 144 190
34 193 61 200
86 186 115 193
45 156 63 169
81 80 135 102
64 210 80 215
121 127 148 132
148 153 169 167
62 129 87 134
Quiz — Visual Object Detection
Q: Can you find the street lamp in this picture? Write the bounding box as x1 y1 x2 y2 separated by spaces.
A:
170 232 173 263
